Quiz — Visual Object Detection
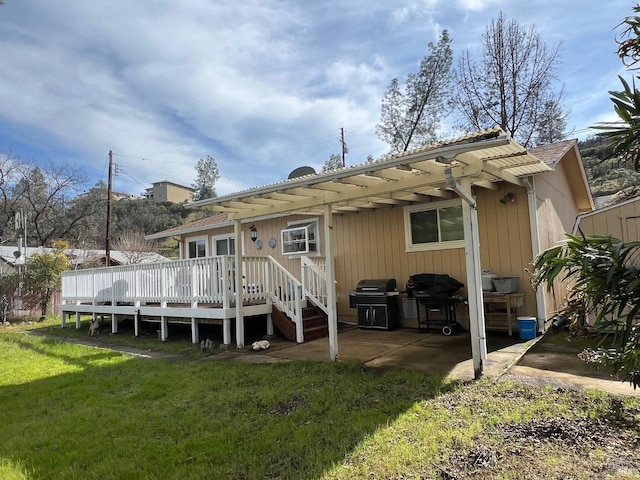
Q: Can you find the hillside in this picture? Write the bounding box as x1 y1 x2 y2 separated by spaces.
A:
578 136 640 206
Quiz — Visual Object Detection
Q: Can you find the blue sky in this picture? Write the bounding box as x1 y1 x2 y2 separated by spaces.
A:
0 0 632 197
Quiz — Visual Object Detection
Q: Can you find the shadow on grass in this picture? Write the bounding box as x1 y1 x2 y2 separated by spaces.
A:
0 332 454 480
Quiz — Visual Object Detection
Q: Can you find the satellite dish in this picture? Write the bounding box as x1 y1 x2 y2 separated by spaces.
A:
13 251 21 258
288 166 316 179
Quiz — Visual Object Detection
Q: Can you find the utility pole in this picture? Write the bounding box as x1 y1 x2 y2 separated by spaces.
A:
340 128 348 168
106 150 113 267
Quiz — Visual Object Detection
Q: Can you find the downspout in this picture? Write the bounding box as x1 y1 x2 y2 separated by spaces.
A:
526 177 547 332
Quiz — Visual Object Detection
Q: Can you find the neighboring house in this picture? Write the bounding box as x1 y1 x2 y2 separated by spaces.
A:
0 246 169 319
59 127 594 376
573 195 640 242
143 180 194 203
0 246 168 270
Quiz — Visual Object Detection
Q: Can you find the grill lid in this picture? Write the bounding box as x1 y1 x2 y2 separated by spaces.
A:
406 273 463 297
355 278 397 293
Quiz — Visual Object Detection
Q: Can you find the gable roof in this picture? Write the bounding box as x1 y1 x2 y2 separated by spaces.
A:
528 139 577 167
146 213 232 240
188 127 552 221
529 138 594 213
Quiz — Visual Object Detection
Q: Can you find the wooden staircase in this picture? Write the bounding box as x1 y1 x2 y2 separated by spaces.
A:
271 304 329 343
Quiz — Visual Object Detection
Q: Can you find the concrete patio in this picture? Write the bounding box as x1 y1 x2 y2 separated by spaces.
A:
213 325 640 395
219 324 535 382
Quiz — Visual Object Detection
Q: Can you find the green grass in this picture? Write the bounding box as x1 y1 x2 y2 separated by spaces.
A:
2 320 639 479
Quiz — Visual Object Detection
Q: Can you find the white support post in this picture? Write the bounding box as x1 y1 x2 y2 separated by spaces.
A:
266 313 274 337
459 177 486 379
191 317 199 344
324 203 339 361
134 303 140 337
223 318 231 345
234 219 245 348
111 313 117 334
526 178 547 332
75 312 81 329
61 311 67 328
160 316 167 342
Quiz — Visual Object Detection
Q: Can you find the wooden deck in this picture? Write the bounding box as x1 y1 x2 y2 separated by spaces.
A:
60 255 328 347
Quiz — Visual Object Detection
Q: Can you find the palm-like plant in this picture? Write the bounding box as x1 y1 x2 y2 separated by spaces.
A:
531 234 640 386
593 3 640 172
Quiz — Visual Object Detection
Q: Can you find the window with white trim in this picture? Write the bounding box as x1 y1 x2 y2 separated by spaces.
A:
212 234 236 256
186 236 208 258
404 200 464 251
281 218 320 255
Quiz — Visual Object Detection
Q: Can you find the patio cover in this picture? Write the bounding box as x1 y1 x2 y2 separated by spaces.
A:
189 127 552 378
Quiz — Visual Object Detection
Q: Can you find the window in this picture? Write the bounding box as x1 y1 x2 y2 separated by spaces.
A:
213 234 236 256
281 219 319 255
404 200 464 251
186 236 207 258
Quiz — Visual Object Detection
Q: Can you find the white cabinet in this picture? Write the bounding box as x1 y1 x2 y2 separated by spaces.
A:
281 223 318 255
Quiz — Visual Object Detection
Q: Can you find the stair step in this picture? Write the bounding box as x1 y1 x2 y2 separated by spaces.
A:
302 315 327 329
303 325 329 341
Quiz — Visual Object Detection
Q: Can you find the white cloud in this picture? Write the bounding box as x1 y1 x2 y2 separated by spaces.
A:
0 0 634 197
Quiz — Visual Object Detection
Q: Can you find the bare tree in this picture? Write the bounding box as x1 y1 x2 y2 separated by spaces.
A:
376 30 453 153
454 12 565 147
113 228 160 264
13 161 91 246
0 154 94 247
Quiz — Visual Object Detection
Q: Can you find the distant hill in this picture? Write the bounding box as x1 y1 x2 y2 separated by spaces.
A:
577 136 640 207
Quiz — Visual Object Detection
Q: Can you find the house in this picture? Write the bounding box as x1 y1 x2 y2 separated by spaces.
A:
0 246 168 270
59 128 594 377
143 180 194 203
573 194 640 241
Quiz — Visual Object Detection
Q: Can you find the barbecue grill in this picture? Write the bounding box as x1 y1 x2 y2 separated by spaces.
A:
348 278 399 330
405 273 464 335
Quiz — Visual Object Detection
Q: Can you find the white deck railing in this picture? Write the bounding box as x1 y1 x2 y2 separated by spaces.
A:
61 255 331 343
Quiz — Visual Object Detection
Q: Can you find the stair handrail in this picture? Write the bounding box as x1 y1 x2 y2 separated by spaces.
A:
265 255 304 343
301 256 328 314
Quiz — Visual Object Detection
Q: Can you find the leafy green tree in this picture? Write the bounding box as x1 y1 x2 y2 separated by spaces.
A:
593 3 640 172
454 12 564 147
112 199 192 237
322 153 344 172
532 234 640 387
24 239 70 316
376 30 453 153
192 155 220 201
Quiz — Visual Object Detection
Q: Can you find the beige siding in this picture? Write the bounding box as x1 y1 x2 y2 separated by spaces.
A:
577 198 640 242
179 184 560 328
534 163 590 320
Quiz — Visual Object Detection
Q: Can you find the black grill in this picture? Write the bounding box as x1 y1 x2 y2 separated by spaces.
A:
349 278 399 330
405 273 463 298
405 273 464 335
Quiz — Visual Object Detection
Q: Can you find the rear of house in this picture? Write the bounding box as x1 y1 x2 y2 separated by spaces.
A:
60 129 594 373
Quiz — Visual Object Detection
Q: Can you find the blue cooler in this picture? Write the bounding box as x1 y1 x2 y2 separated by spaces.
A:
517 317 537 340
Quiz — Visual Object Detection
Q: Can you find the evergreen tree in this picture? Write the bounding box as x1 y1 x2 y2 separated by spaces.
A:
376 30 453 153
192 155 220 201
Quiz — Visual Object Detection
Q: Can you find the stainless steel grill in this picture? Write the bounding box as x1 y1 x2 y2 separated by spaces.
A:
348 278 399 330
